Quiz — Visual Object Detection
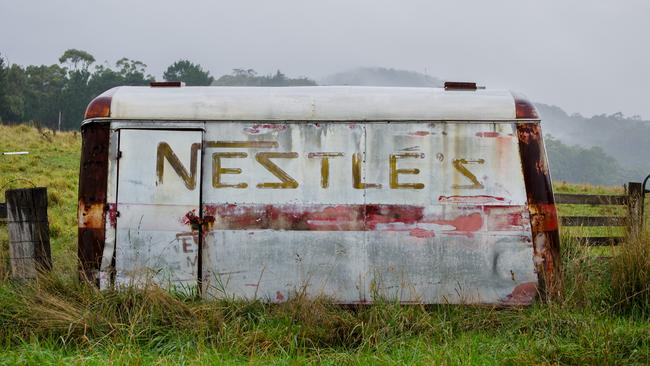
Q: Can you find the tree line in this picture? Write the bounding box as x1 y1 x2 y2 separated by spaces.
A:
0 49 316 130
0 52 643 185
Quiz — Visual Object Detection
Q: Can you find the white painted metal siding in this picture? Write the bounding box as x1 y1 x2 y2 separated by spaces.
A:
103 121 536 304
199 122 535 303
105 86 518 122
114 130 202 292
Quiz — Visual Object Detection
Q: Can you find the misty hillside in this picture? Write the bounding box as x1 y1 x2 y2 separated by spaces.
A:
322 67 443 87
322 67 648 184
537 104 650 176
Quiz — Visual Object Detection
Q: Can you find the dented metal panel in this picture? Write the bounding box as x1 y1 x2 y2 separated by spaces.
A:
199 122 536 304
84 116 553 304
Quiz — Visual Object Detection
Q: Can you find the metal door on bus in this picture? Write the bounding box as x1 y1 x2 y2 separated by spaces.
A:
114 129 202 293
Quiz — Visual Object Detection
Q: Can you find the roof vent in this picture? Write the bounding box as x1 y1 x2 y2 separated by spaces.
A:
150 81 185 87
444 81 481 91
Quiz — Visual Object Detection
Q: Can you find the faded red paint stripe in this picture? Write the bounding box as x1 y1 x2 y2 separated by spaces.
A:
202 203 529 236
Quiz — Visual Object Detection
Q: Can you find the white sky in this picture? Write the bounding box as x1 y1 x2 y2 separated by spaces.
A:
1 0 649 118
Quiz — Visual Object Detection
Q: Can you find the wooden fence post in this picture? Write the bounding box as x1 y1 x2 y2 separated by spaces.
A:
6 188 52 279
627 182 644 236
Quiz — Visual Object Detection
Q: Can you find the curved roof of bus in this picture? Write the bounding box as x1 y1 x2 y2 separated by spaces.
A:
85 86 534 122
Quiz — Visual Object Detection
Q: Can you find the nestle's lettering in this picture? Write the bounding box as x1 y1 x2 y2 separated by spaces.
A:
156 141 485 190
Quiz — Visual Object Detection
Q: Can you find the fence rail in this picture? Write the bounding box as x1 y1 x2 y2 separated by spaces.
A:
555 182 644 246
554 193 627 205
560 216 626 227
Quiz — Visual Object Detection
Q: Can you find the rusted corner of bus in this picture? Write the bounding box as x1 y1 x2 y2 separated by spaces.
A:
516 122 562 301
78 122 110 285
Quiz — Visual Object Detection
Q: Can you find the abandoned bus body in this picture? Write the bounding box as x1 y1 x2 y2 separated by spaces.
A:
78 84 560 305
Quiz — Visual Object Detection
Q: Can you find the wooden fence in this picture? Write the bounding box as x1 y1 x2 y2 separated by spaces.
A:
555 182 645 245
0 188 52 278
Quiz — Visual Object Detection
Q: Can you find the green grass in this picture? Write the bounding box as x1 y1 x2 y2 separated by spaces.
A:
0 123 80 277
1 124 649 365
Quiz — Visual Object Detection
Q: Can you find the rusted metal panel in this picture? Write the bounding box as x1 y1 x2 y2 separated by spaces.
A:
200 122 536 304
516 123 561 300
113 130 202 292
82 121 555 304
78 123 110 283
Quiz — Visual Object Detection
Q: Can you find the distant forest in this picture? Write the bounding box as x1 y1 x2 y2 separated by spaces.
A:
0 49 315 130
0 49 647 185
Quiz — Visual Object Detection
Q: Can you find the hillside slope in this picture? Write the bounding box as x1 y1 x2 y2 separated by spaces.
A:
0 124 80 274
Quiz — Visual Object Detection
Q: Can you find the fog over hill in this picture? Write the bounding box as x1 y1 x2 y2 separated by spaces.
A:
321 67 443 88
536 104 650 174
325 67 650 185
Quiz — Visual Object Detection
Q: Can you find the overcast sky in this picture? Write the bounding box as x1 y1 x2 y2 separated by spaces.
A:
1 0 649 118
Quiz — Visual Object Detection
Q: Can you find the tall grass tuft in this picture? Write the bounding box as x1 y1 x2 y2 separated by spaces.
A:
610 230 650 316
559 234 612 310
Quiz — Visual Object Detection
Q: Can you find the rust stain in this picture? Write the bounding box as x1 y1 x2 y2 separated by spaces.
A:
78 201 105 229
181 209 215 232
77 123 110 284
84 92 113 119
409 131 430 137
500 282 538 305
107 203 118 229
516 123 561 301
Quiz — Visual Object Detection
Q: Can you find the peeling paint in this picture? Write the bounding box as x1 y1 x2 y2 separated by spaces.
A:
244 124 288 135
439 195 506 204
107 203 118 228
500 282 537 305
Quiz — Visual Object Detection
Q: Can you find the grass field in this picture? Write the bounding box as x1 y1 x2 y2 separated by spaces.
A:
1 124 649 365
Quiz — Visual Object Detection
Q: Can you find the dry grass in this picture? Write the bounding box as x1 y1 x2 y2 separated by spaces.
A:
611 230 650 315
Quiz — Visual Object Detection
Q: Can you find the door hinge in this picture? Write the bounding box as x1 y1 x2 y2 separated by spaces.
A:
116 151 123 159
